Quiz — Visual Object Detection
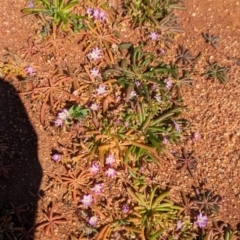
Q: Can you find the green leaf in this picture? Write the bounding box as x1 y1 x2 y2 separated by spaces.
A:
62 0 79 13
69 105 89 120
22 8 46 13
149 229 164 240
127 187 147 207
152 191 170 209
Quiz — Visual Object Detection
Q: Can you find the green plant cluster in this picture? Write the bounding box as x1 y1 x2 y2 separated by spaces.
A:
23 0 85 31
3 0 235 239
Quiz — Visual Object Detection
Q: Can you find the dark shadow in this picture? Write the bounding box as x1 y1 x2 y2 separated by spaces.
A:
0 79 42 239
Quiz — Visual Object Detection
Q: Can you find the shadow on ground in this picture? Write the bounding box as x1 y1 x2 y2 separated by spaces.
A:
0 79 42 239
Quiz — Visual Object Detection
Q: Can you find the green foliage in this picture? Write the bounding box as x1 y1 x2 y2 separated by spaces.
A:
199 221 239 240
96 45 188 165
203 61 229 83
68 105 90 120
126 186 184 238
23 0 85 30
103 44 178 86
123 0 185 28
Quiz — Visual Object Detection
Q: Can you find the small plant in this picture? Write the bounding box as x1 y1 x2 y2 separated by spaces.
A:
23 0 84 31
124 0 185 28
68 105 90 120
202 33 220 49
36 204 67 239
83 21 121 62
193 189 222 215
126 186 183 238
175 46 195 65
59 167 91 204
19 70 83 125
55 105 90 126
203 61 229 83
174 148 198 177
179 191 198 216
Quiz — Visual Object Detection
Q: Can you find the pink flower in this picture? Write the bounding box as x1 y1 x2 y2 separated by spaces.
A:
160 49 166 55
164 78 172 90
91 184 102 194
55 118 64 127
89 163 100 173
193 132 200 141
195 213 207 228
129 90 137 99
149 32 159 41
105 154 115 165
176 220 183 230
106 168 116 178
163 137 169 144
96 85 106 95
90 103 99 111
89 216 98 226
58 109 70 121
99 11 107 21
86 7 93 15
122 205 130 213
154 94 161 103
28 0 34 8
93 9 100 19
174 121 181 132
135 81 141 87
55 109 70 126
52 154 61 162
81 194 93 207
90 68 100 78
88 47 101 61
151 84 157 90
25 66 35 75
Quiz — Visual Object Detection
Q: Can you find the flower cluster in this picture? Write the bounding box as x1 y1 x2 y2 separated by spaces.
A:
105 154 116 177
55 109 71 127
86 7 107 22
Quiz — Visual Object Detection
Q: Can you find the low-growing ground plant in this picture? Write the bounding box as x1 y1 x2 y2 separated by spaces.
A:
2 0 240 239
123 0 185 28
23 0 85 31
202 33 220 49
203 61 229 83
